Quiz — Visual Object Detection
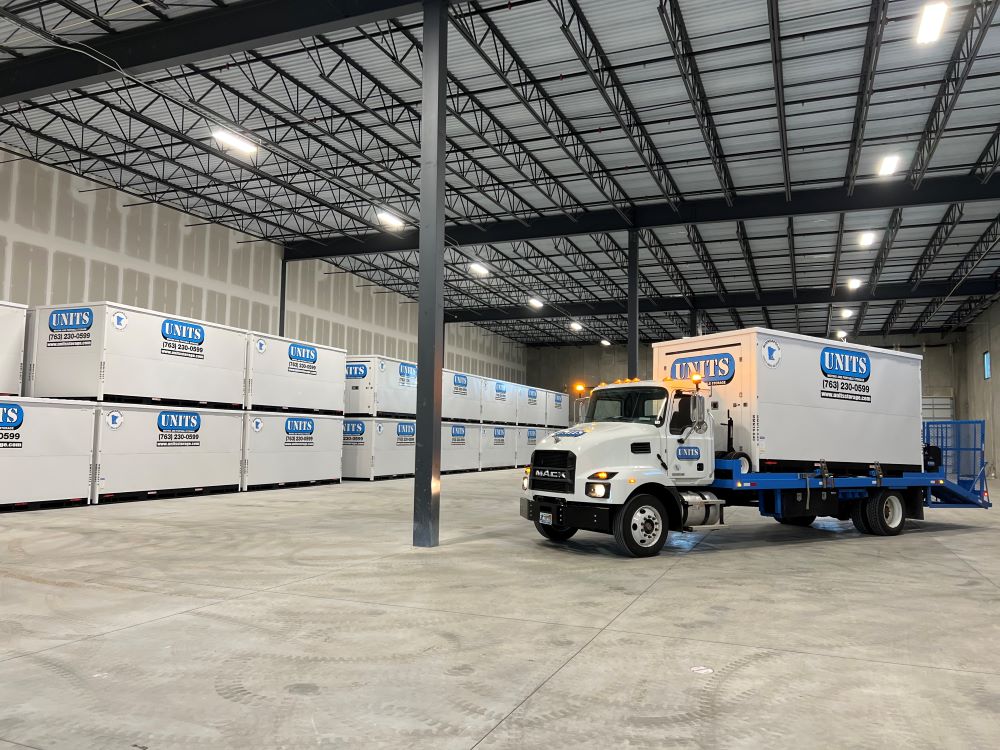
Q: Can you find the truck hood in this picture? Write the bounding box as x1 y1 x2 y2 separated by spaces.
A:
540 421 661 455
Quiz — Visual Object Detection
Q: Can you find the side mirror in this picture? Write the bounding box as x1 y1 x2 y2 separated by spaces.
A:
688 395 706 426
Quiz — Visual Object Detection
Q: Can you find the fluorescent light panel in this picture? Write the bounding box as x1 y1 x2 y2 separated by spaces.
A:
468 262 489 276
211 128 257 154
376 210 404 230
836 330 848 340
569 321 583 331
878 154 900 176
859 231 876 247
917 3 948 44
528 297 544 309
840 309 854 319
847 278 863 290
600 339 612 346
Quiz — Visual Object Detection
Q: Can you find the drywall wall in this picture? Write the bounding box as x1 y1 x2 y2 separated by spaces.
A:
955 300 999 474
0 158 526 381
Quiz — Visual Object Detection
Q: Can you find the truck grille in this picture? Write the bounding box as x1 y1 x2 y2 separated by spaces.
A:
529 450 575 493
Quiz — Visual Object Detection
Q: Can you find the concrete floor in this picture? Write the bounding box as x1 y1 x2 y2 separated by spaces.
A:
1 471 999 749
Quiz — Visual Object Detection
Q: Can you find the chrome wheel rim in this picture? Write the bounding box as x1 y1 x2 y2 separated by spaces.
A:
630 505 663 547
883 495 904 528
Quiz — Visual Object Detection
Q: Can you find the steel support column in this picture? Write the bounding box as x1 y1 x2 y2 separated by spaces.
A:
688 309 699 337
413 0 447 549
627 230 639 378
278 256 288 336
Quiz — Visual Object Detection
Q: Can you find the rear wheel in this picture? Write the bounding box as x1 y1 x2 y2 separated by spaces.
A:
850 501 871 534
777 515 816 527
864 490 906 536
534 522 577 542
613 494 668 557
725 451 752 474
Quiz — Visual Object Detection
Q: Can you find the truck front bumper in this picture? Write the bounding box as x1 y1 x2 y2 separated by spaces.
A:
520 495 614 534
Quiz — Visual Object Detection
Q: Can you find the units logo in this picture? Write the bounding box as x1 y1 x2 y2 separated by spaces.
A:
820 346 872 404
676 445 701 461
346 363 369 379
161 319 205 360
494 381 508 402
669 353 736 384
453 373 469 396
399 362 418 388
554 393 563 407
450 424 466 447
396 421 416 446
527 428 537 446
343 419 366 445
288 343 319 376
46 306 94 349
284 416 315 447
0 403 24 450
493 427 506 445
156 410 201 447
527 387 538 405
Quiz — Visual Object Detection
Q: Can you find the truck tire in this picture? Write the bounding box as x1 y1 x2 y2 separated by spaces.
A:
613 494 668 557
850 502 871 534
777 515 816 527
725 451 752 474
534 522 577 542
864 490 906 536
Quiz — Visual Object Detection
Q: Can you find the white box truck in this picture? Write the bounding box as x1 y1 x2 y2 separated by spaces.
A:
242 412 343 490
442 422 481 473
545 390 570 427
93 403 242 501
27 303 247 406
0 301 26 396
519 328 990 557
443 369 482 422
482 378 516 424
246 333 346 413
0 397 95 506
515 385 546 426
342 417 416 480
480 424 516 469
344 356 417 417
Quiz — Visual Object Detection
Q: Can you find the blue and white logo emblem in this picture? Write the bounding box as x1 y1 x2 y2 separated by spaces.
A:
399 363 418 380
454 374 469 388
161 319 205 344
346 363 368 379
0 403 24 430
821 347 871 381
288 344 318 364
255 338 267 354
676 445 701 461
112 311 128 331
552 429 584 438
252 417 264 433
762 340 781 368
285 417 315 435
343 420 366 436
48 307 93 331
106 410 124 430
451 425 466 438
527 428 537 445
157 411 201 432
397 422 416 437
493 427 506 439
554 394 563 406
670 353 736 384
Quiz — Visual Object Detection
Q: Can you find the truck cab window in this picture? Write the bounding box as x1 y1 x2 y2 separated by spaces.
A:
669 394 694 435
585 387 667 425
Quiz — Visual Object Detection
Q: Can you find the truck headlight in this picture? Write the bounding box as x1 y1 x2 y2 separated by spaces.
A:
522 476 529 490
586 482 609 499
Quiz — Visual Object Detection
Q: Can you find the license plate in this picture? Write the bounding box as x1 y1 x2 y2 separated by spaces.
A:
538 512 553 525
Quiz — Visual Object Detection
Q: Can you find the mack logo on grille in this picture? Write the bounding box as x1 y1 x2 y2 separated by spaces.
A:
346 363 368 379
157 411 201 432
670 353 736 384
161 319 205 344
534 468 566 480
285 417 315 435
343 420 366 436
288 344 318 363
48 307 93 331
821 346 871 381
0 403 24 430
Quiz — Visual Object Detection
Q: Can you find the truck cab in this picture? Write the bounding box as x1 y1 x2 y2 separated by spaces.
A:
520 378 726 557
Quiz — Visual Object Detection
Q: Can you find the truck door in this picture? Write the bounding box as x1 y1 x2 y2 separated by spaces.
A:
664 392 714 484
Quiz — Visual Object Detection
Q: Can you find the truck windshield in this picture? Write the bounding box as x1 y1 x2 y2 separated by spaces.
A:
585 387 667 425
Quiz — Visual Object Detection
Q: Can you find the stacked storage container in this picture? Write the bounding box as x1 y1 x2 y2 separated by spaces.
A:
344 355 418 417
0 301 26 396
514 426 541 467
545 390 570 427
480 424 516 470
342 417 416 480
243 332 346 490
515 384 545 426
442 368 482 422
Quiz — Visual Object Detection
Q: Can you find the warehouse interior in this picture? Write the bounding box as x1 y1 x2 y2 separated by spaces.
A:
1 0 1000 747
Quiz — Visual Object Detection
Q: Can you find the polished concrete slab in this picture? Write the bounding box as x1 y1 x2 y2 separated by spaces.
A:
1 471 998 748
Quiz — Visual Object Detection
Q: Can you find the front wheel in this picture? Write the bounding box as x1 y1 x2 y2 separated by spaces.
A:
613 494 668 557
534 522 577 542
777 515 816 527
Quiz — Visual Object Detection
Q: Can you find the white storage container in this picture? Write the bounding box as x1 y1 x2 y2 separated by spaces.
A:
0 397 95 505
342 417 416 480
0 301 26 396
514 426 541 467
480 424 516 469
652 327 924 472
27 302 247 405
443 369 483 422
545 390 570 427
242 412 343 490
344 355 417 416
481 378 516 424
93 403 242 500
442 422 481 473
246 333 346 412
515 385 546 426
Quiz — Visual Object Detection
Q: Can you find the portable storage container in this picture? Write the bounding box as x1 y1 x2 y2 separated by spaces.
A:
652 328 924 472
481 378 517 424
241 412 343 490
246 333 346 412
0 301 27 396
545 390 570 427
0 397 95 506
480 424 516 469
515 385 546 426
442 369 483 422
27 303 247 405
441 422 481 473
514 425 541 467
93 403 242 501
341 417 416 480
344 356 417 417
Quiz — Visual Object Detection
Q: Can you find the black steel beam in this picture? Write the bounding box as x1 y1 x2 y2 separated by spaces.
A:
285 174 1000 260
278 257 288 336
0 0 421 106
627 230 639 379
844 0 888 194
766 0 791 200
446 277 1000 323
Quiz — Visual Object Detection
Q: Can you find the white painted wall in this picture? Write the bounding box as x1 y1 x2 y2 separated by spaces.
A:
0 159 526 381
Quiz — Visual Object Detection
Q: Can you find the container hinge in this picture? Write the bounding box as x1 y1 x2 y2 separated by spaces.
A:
872 461 883 487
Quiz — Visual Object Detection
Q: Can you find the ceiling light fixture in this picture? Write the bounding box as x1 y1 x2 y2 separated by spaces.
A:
376 210 405 230
569 321 583 331
211 128 257 154
840 309 854 319
528 297 544 309
916 2 948 44
859 231 876 247
847 278 863 290
468 262 490 276
836 330 848 341
877 154 901 177
600 339 612 347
